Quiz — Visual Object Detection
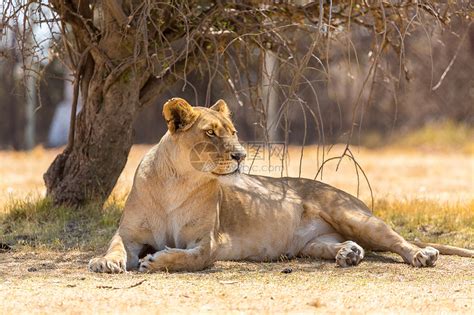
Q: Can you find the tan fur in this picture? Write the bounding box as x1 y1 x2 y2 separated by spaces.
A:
89 98 473 273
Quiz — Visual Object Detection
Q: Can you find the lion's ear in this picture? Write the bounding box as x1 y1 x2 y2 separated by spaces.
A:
162 98 199 133
210 99 231 118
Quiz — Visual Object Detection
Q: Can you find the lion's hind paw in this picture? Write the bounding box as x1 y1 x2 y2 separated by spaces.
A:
138 253 156 272
411 246 439 267
336 241 365 267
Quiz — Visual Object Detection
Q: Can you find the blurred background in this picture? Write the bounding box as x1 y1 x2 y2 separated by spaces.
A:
0 21 472 150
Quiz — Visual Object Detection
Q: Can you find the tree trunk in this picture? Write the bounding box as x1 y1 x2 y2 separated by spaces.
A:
44 62 148 205
43 0 166 206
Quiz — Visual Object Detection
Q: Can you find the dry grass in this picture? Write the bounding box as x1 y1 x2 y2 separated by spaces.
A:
358 121 474 154
392 121 474 154
372 199 474 248
0 198 121 251
0 128 473 314
1 197 473 252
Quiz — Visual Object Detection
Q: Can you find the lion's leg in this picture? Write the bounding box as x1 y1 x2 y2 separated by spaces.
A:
300 233 365 267
319 207 439 267
88 231 142 273
138 245 214 272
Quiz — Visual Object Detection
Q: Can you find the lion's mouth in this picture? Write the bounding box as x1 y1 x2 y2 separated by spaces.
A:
211 162 241 176
212 168 240 176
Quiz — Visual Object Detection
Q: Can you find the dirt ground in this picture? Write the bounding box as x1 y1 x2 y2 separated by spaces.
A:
0 145 473 314
0 251 473 314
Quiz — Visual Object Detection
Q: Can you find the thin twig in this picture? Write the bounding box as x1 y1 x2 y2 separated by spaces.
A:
432 21 471 91
97 279 147 290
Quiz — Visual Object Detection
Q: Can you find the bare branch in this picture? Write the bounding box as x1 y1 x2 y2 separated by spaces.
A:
104 0 129 27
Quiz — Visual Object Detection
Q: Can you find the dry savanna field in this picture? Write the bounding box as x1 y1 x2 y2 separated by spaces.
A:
0 126 473 314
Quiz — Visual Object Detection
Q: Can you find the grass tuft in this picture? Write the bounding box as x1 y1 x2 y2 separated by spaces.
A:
373 198 474 248
0 197 122 251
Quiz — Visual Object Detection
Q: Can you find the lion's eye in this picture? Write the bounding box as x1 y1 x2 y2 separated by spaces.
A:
231 130 237 136
206 129 215 137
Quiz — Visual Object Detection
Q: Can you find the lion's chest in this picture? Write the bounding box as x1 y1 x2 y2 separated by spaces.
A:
146 179 219 250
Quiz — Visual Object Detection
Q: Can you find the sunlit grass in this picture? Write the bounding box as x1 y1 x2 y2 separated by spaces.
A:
1 196 472 252
394 121 474 153
359 121 474 153
372 198 474 248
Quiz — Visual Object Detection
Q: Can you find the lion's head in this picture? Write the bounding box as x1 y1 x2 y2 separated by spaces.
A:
162 97 246 176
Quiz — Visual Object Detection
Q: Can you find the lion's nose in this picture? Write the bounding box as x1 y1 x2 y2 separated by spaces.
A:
231 151 246 163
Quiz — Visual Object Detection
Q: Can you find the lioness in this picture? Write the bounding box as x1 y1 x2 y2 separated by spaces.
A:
89 98 473 273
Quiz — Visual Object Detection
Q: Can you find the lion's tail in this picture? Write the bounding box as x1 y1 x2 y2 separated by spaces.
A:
411 240 474 258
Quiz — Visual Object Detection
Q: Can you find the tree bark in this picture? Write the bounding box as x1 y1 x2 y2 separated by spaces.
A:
43 0 176 206
44 61 148 205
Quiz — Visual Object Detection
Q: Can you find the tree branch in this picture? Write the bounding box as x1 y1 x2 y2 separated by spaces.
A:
139 54 198 108
104 0 128 27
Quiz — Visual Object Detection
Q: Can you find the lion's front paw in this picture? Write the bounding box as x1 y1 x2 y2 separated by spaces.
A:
88 256 126 273
336 241 365 267
411 246 439 267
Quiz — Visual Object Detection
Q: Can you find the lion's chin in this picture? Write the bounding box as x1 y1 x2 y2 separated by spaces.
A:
211 164 241 176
